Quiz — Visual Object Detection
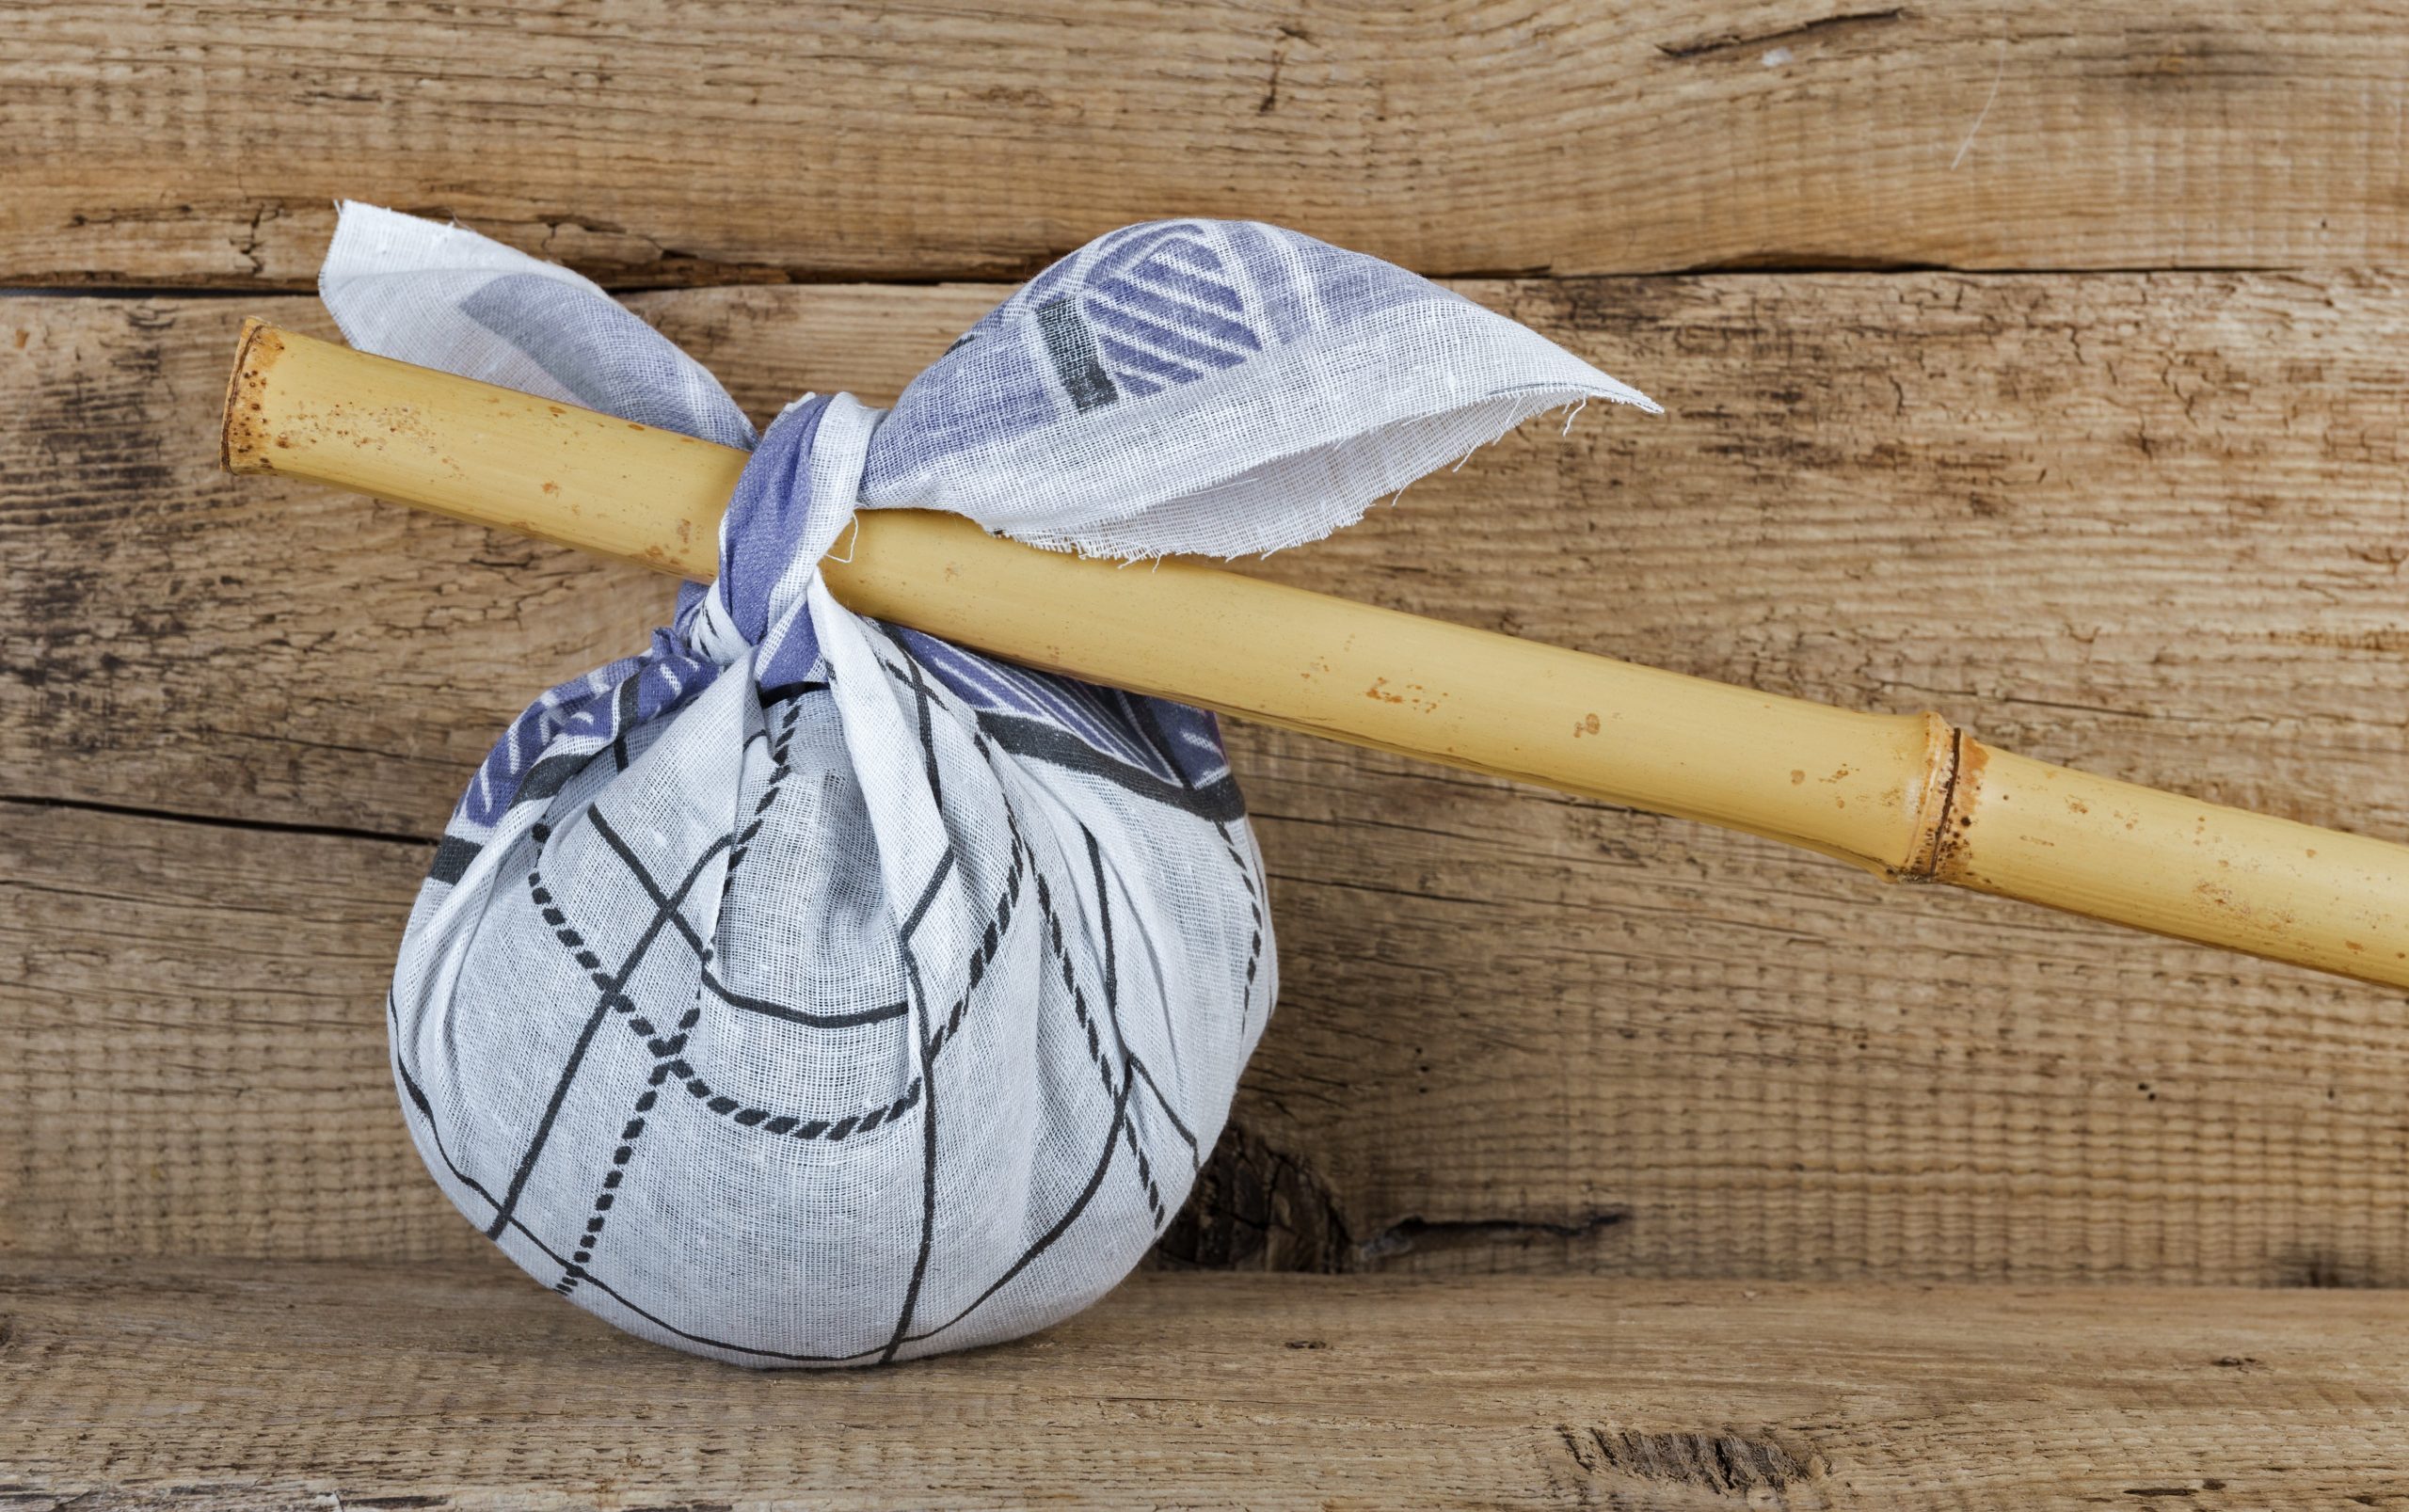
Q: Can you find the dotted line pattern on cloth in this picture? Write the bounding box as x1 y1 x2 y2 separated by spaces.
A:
1031 865 1166 1228
534 689 1052 1297
1215 817 1266 1036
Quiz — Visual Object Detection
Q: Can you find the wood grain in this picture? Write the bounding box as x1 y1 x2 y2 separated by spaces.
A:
9 278 2409 1281
8 2 2409 286
2 1259 2403 1509
0 801 439 1261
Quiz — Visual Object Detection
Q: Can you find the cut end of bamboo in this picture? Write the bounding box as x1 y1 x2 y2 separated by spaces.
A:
216 322 741 580
221 317 286 477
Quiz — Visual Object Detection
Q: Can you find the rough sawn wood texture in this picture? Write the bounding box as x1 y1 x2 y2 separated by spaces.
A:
9 1 2409 285
3 1260 2405 1509
8 279 2409 1288
10 5 2409 1503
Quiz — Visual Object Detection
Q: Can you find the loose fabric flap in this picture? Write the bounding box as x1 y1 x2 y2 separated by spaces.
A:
860 219 1658 558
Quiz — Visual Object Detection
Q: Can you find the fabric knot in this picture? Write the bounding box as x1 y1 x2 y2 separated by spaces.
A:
681 392 885 687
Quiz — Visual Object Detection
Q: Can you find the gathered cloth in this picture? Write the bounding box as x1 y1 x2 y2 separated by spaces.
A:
327 203 1653 1366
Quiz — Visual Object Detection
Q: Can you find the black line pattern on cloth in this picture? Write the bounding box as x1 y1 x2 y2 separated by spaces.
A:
876 678 1154 1351
727 692 805 877
1125 698 1266 1037
1217 817 1266 1039
894 1026 1133 1350
923 821 1027 1061
975 711 1246 822
508 739 614 819
1032 849 1164 1226
573 810 921 1142
953 692 1195 1155
879 939 942 1364
863 617 1241 824
544 772 1026 1144
918 660 1220 1162
483 831 731 1240
553 996 699 1300
1125 1042 1202 1167
856 632 997 1361
554 692 872 1304
697 696 917 1030
886 817 1172 1351
896 850 959 944
391 994 893 1367
877 630 947 809
404 806 1136 1357
863 625 1040 1062
758 676 829 707
702 971 907 1030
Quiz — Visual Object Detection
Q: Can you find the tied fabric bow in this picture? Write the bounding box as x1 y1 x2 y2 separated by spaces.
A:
328 204 1653 1366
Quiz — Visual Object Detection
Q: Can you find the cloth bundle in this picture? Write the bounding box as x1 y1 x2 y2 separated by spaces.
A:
331 203 1652 1366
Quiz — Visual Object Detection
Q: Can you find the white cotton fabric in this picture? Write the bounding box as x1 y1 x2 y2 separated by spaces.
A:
325 204 1652 1366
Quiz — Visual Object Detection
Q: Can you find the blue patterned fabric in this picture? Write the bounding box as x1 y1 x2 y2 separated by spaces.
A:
321 204 1653 1366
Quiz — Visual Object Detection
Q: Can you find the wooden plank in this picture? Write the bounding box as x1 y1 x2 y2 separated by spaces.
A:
0 801 467 1262
8 3 2409 286
1 1261 2402 1509
11 278 2409 1281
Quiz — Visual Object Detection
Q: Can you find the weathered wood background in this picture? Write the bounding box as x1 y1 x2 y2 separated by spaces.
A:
6 2 2409 1506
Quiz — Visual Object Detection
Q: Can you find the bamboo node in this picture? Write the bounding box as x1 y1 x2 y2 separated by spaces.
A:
1895 714 1966 883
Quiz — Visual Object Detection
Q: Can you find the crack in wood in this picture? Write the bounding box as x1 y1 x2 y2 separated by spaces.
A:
1556 1424 1830 1497
1154 1122 1629 1271
1357 1209 1629 1263
1657 8 1906 60
2 794 433 851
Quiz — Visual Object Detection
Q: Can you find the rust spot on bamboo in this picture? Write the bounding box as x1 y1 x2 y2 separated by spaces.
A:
541 481 560 494
1358 678 1439 714
1575 712 1601 738
2188 875 2300 938
1790 770 1806 786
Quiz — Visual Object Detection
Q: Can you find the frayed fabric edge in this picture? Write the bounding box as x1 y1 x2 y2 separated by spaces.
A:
977 387 1656 566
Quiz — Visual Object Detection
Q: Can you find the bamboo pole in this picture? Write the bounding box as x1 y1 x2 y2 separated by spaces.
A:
222 321 2409 989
